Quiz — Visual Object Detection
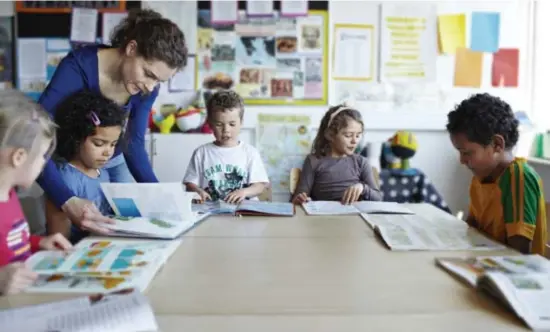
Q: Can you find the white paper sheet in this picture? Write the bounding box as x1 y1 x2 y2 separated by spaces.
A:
142 0 197 54
333 25 374 80
247 0 273 17
211 0 238 24
70 8 98 43
280 0 308 17
102 12 127 45
168 56 195 91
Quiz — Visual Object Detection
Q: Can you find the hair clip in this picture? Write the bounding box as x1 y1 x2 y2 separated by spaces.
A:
87 111 101 126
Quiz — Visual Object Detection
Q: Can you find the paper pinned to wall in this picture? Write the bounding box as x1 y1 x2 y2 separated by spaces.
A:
380 3 437 83
247 0 273 17
437 14 465 54
211 0 238 24
142 1 198 54
492 48 519 87
470 12 500 53
169 55 196 92
332 24 374 81
102 12 127 45
70 8 98 43
454 48 483 88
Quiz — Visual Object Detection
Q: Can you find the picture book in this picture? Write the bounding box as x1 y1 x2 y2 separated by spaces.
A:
436 255 550 330
193 200 295 217
102 213 211 240
361 213 506 251
24 238 180 294
0 289 158 332
302 201 414 216
100 182 209 239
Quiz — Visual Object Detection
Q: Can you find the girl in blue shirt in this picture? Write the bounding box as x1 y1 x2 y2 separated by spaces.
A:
37 8 188 235
46 90 126 243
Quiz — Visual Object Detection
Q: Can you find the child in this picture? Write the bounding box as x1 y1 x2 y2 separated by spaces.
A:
0 90 72 295
45 90 127 243
292 105 383 205
183 90 269 203
447 93 547 255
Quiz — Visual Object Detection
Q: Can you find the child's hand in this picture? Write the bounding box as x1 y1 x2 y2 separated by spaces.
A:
225 189 247 204
39 233 72 251
342 183 364 205
292 192 310 205
197 189 212 203
0 262 38 295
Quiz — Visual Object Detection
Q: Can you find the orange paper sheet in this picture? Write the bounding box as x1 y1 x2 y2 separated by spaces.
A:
492 48 519 87
438 14 466 54
454 48 483 88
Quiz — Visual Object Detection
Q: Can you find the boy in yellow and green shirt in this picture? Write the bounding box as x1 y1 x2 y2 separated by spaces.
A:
447 93 547 255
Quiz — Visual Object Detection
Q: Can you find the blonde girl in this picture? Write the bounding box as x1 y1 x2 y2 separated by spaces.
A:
0 90 71 295
292 104 383 205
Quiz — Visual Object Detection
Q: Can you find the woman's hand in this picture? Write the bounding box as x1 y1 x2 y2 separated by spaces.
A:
61 197 114 235
39 233 73 251
341 183 364 205
292 192 310 205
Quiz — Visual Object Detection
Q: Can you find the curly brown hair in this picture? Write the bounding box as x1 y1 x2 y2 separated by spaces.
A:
206 90 245 121
110 8 188 70
311 105 364 157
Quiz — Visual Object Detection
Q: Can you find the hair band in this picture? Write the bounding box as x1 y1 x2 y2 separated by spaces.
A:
327 105 352 127
87 111 101 126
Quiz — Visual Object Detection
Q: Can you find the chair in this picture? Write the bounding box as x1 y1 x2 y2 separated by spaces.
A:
289 166 381 194
546 202 550 259
289 168 301 194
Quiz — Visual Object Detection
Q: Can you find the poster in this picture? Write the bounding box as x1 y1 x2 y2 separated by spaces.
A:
380 3 437 83
196 9 327 105
256 114 312 193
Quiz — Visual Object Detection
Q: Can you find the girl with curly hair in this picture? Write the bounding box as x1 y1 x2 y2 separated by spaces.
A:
45 90 127 243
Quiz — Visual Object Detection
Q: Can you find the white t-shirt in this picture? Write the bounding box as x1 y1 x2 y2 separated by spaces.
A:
183 141 269 200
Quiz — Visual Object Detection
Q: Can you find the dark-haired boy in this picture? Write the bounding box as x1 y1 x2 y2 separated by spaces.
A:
447 93 547 255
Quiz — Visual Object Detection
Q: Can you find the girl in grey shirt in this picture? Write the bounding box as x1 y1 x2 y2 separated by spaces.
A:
292 105 383 205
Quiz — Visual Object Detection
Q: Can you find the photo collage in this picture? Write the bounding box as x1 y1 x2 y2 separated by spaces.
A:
196 10 327 104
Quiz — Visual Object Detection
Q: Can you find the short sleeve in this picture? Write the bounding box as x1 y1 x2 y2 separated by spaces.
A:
247 147 269 184
183 148 202 185
501 163 542 240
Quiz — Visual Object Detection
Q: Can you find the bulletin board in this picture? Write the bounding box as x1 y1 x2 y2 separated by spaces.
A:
15 1 126 14
195 9 329 106
328 0 534 131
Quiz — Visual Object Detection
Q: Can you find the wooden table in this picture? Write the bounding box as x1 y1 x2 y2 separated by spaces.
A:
0 204 528 331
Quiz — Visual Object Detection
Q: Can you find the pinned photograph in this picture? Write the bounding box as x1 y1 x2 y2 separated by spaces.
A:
277 58 302 71
271 79 293 97
276 37 297 53
305 57 322 82
239 68 261 84
235 36 276 67
299 25 321 51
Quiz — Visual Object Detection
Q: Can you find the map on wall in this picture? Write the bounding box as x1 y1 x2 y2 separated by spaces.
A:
256 114 312 194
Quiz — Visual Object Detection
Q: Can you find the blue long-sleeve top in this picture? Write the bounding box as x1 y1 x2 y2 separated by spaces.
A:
37 45 159 209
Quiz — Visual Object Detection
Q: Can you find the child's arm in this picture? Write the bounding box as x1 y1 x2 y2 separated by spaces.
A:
45 198 72 240
183 149 211 201
358 157 383 201
0 263 38 295
227 147 270 203
503 168 541 254
292 155 315 203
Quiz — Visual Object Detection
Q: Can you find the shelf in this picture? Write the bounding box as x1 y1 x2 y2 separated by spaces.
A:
527 157 550 167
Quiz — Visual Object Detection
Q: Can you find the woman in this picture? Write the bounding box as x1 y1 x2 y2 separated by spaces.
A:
37 8 188 234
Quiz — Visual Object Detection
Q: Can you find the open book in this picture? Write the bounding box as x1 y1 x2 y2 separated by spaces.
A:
436 255 550 330
100 182 208 239
193 200 295 217
0 289 158 332
361 213 506 251
302 201 414 216
24 238 180 293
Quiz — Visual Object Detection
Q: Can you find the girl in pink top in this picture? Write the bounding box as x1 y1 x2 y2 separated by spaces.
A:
0 91 71 295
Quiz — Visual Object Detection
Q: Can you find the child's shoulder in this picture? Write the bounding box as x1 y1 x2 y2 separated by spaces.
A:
498 157 542 191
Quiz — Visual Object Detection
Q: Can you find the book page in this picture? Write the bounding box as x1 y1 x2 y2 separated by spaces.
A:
101 183 196 222
483 272 550 331
353 201 414 215
365 214 505 251
192 201 238 215
4 291 158 332
302 201 359 215
104 216 195 239
237 201 294 216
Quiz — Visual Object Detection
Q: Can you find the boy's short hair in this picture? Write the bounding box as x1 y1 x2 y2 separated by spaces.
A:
446 93 519 149
206 90 245 121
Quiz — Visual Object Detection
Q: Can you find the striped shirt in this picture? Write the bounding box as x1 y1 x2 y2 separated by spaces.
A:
469 158 547 255
0 189 41 266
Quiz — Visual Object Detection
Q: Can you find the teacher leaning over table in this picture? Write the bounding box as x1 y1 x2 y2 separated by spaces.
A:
36 8 188 234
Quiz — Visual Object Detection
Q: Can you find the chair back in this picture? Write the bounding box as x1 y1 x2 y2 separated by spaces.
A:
289 168 301 194
372 166 380 188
